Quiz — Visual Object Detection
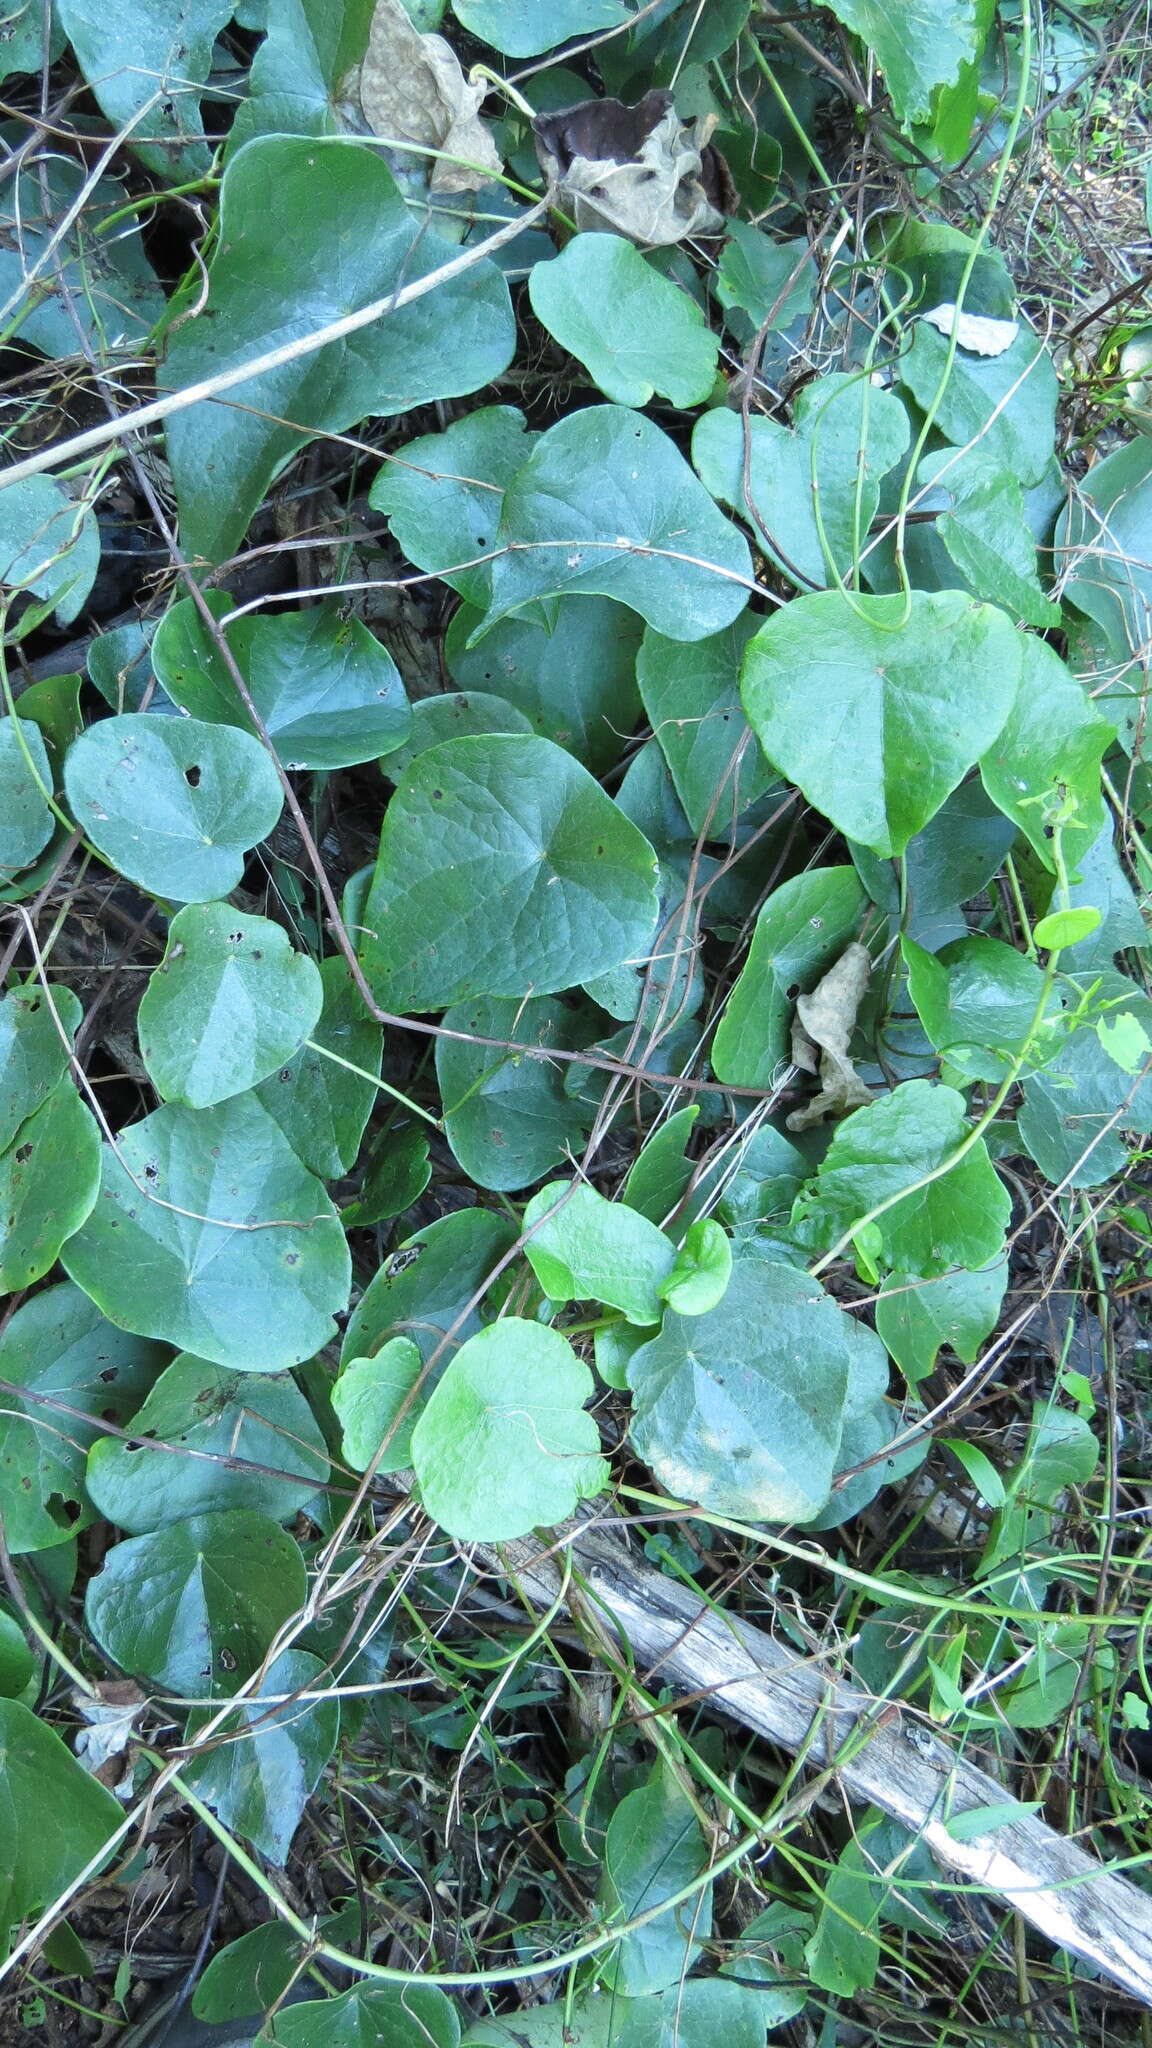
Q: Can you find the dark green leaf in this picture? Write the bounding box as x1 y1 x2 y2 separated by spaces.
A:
342 1208 517 1367
270 1982 460 2048
62 1096 351 1372
712 867 867 1088
152 596 411 770
980 635 1109 873
85 1509 307 1694
0 475 100 627
636 614 776 835
184 1648 339 1863
55 0 234 172
451 0 627 56
369 406 535 609
0 1699 122 1961
897 324 1057 489
822 0 987 123
904 934 1048 1081
255 956 384 1182
445 596 644 774
86 1354 329 1532
622 1105 700 1225
484 407 752 643
64 714 284 904
0 983 81 1152
0 154 162 360
715 224 814 333
0 1079 100 1292
164 137 514 562
361 735 659 1012
0 1281 164 1554
229 0 374 149
598 1764 712 1997
0 716 55 879
438 994 593 1191
741 590 1022 857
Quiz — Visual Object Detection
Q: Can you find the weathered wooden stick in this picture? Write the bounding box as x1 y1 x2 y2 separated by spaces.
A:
494 1518 1152 2006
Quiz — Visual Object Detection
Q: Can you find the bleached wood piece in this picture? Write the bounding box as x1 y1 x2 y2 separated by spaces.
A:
492 1518 1152 2006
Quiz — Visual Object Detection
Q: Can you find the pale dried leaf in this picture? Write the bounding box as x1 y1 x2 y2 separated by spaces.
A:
786 941 872 1131
73 1679 147 1787
357 0 502 194
533 89 726 246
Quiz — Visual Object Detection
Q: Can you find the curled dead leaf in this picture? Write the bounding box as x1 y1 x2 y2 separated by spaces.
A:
787 940 872 1131
355 0 503 195
533 88 731 246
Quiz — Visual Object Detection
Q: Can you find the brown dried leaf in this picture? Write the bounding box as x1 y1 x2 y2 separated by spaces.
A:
533 88 727 246
356 0 502 195
787 940 872 1131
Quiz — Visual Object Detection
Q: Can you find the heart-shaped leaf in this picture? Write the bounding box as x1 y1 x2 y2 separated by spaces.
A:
821 0 987 124
85 1509 307 1695
56 0 234 172
712 867 867 1088
86 1354 329 1533
523 1179 676 1324
0 475 100 627
741 590 1022 856
529 233 719 408
980 635 1110 873
0 983 81 1151
897 323 1057 489
483 406 752 643
452 0 628 56
369 406 535 609
0 716 55 878
0 1281 165 1554
876 1260 1007 1383
636 613 776 834
0 1079 100 1292
793 1079 1010 1275
255 956 383 1181
62 1096 351 1372
445 596 643 774
361 735 659 1012
333 1336 425 1476
64 715 284 903
598 1764 712 1997
164 137 514 562
693 374 910 590
269 1982 460 2048
0 1700 123 1962
411 1319 608 1540
184 1648 339 1864
138 904 324 1108
437 993 593 1191
626 1258 855 1522
152 596 411 770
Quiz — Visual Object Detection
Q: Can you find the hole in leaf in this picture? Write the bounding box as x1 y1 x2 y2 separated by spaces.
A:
184 764 202 787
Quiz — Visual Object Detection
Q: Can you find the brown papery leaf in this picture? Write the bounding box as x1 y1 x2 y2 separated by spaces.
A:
356 0 503 194
787 940 872 1131
533 88 727 246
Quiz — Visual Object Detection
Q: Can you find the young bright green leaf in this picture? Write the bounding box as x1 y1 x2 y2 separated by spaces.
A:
793 1080 1010 1276
715 223 814 333
270 1982 460 2048
84 1509 307 1695
138 904 324 1109
741 590 1022 857
711 866 867 1088
0 718 56 886
184 1648 339 1864
944 1800 1043 1843
636 614 776 835
980 637 1109 873
598 1764 712 1997
627 1259 856 1522
657 1217 732 1316
0 1699 123 1963
483 407 752 643
55 0 234 173
64 714 284 904
164 137 514 563
369 407 535 609
0 1079 100 1293
452 0 627 55
1097 1010 1152 1073
897 324 1057 489
821 0 986 124
437 993 593 1191
523 1179 675 1324
445 596 643 774
1033 907 1101 950
529 234 719 409
411 1320 608 1541
62 1096 351 1372
693 375 910 591
0 1282 164 1554
151 595 411 770
0 983 81 1152
0 474 100 627
86 1354 329 1533
361 735 659 1013
876 1259 1007 1382
903 934 1048 1081
333 1336 424 1474
342 1208 517 1368
255 956 383 1181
